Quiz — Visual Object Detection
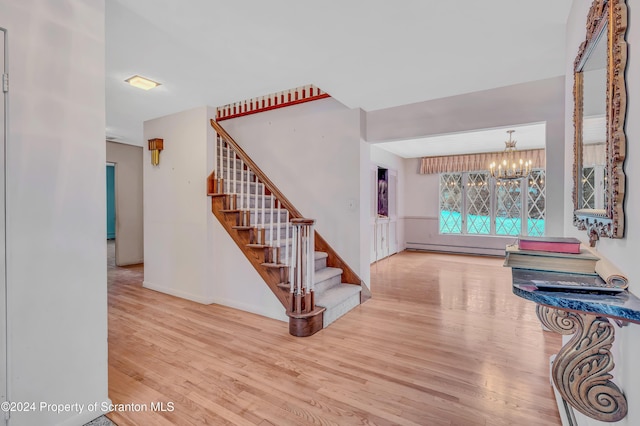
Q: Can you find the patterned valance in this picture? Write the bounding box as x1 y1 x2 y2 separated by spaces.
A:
419 149 546 174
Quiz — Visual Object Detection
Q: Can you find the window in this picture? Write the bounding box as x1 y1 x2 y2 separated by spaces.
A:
466 172 490 234
581 165 605 209
439 173 462 234
439 170 546 237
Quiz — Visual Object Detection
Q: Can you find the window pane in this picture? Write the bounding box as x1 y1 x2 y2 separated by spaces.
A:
466 172 490 234
582 167 595 209
439 173 462 234
495 180 522 236
527 170 546 237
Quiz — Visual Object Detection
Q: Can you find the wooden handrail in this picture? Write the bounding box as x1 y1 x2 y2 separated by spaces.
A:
211 119 302 219
209 119 365 287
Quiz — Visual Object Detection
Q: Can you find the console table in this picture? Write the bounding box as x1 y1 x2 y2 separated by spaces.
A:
512 268 640 423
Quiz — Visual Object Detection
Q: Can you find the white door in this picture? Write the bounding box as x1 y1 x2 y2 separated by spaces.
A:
0 26 7 411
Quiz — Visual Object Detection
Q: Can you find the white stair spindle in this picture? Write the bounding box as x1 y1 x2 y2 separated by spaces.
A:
309 224 315 293
226 142 230 193
239 158 244 210
253 177 258 227
245 168 250 216
269 195 274 248
217 136 223 191
232 150 237 205
297 226 302 297
301 228 306 294
289 226 296 294
276 200 281 263
284 210 289 267
214 134 218 183
261 183 265 243
305 227 311 294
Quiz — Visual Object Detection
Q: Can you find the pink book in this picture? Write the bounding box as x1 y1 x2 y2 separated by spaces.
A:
517 236 582 254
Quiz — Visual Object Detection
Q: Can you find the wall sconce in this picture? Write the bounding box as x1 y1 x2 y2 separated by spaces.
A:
148 138 164 166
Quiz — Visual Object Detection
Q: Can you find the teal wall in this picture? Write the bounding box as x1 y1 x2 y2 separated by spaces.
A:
106 164 115 239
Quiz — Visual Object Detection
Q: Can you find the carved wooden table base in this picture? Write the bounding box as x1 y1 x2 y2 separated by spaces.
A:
536 305 628 422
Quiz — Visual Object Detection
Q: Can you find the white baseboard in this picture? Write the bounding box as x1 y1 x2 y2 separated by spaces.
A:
116 258 144 266
405 243 504 257
143 281 288 322
143 281 216 304
209 296 288 323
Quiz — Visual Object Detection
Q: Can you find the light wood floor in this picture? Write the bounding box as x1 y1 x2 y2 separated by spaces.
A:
107 250 562 426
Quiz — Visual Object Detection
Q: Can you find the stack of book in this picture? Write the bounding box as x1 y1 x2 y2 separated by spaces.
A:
505 236 630 292
504 236 598 275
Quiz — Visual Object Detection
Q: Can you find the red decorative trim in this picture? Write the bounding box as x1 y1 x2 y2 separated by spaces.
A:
217 93 330 121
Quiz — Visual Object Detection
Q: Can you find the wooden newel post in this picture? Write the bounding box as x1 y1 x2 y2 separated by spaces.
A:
287 218 324 337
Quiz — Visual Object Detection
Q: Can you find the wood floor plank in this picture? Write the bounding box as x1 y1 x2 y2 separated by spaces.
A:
106 250 562 425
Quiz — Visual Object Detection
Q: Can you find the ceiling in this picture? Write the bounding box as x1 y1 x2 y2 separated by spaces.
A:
375 123 547 158
106 1 573 149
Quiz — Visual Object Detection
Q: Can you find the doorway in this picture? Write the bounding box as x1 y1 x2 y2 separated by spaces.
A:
106 163 116 269
371 164 398 263
106 163 115 240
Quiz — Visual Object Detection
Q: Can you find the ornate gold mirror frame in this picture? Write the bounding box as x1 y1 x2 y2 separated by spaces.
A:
573 0 627 245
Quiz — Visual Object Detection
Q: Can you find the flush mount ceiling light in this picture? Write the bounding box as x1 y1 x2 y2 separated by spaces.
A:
125 75 161 90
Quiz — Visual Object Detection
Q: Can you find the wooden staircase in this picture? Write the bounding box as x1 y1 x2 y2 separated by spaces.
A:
208 119 369 337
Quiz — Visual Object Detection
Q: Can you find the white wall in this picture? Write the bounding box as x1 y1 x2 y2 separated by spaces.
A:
143 106 286 321
106 141 143 265
143 107 212 302
222 98 368 285
564 1 640 425
403 158 438 218
0 1 109 425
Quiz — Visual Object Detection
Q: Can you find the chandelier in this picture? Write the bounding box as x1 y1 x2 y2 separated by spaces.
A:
489 130 532 180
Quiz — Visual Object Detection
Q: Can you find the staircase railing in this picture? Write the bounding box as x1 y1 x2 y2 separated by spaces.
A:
212 125 290 264
209 119 364 288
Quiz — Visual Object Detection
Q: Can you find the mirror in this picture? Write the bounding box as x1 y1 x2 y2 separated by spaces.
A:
573 0 627 244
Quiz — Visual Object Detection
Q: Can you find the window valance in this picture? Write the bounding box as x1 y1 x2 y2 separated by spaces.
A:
419 149 546 174
582 143 605 167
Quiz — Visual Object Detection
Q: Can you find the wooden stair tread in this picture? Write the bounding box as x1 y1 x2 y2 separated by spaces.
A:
208 193 226 197
261 262 287 269
277 282 289 290
232 226 252 230
246 243 270 249
220 209 241 213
